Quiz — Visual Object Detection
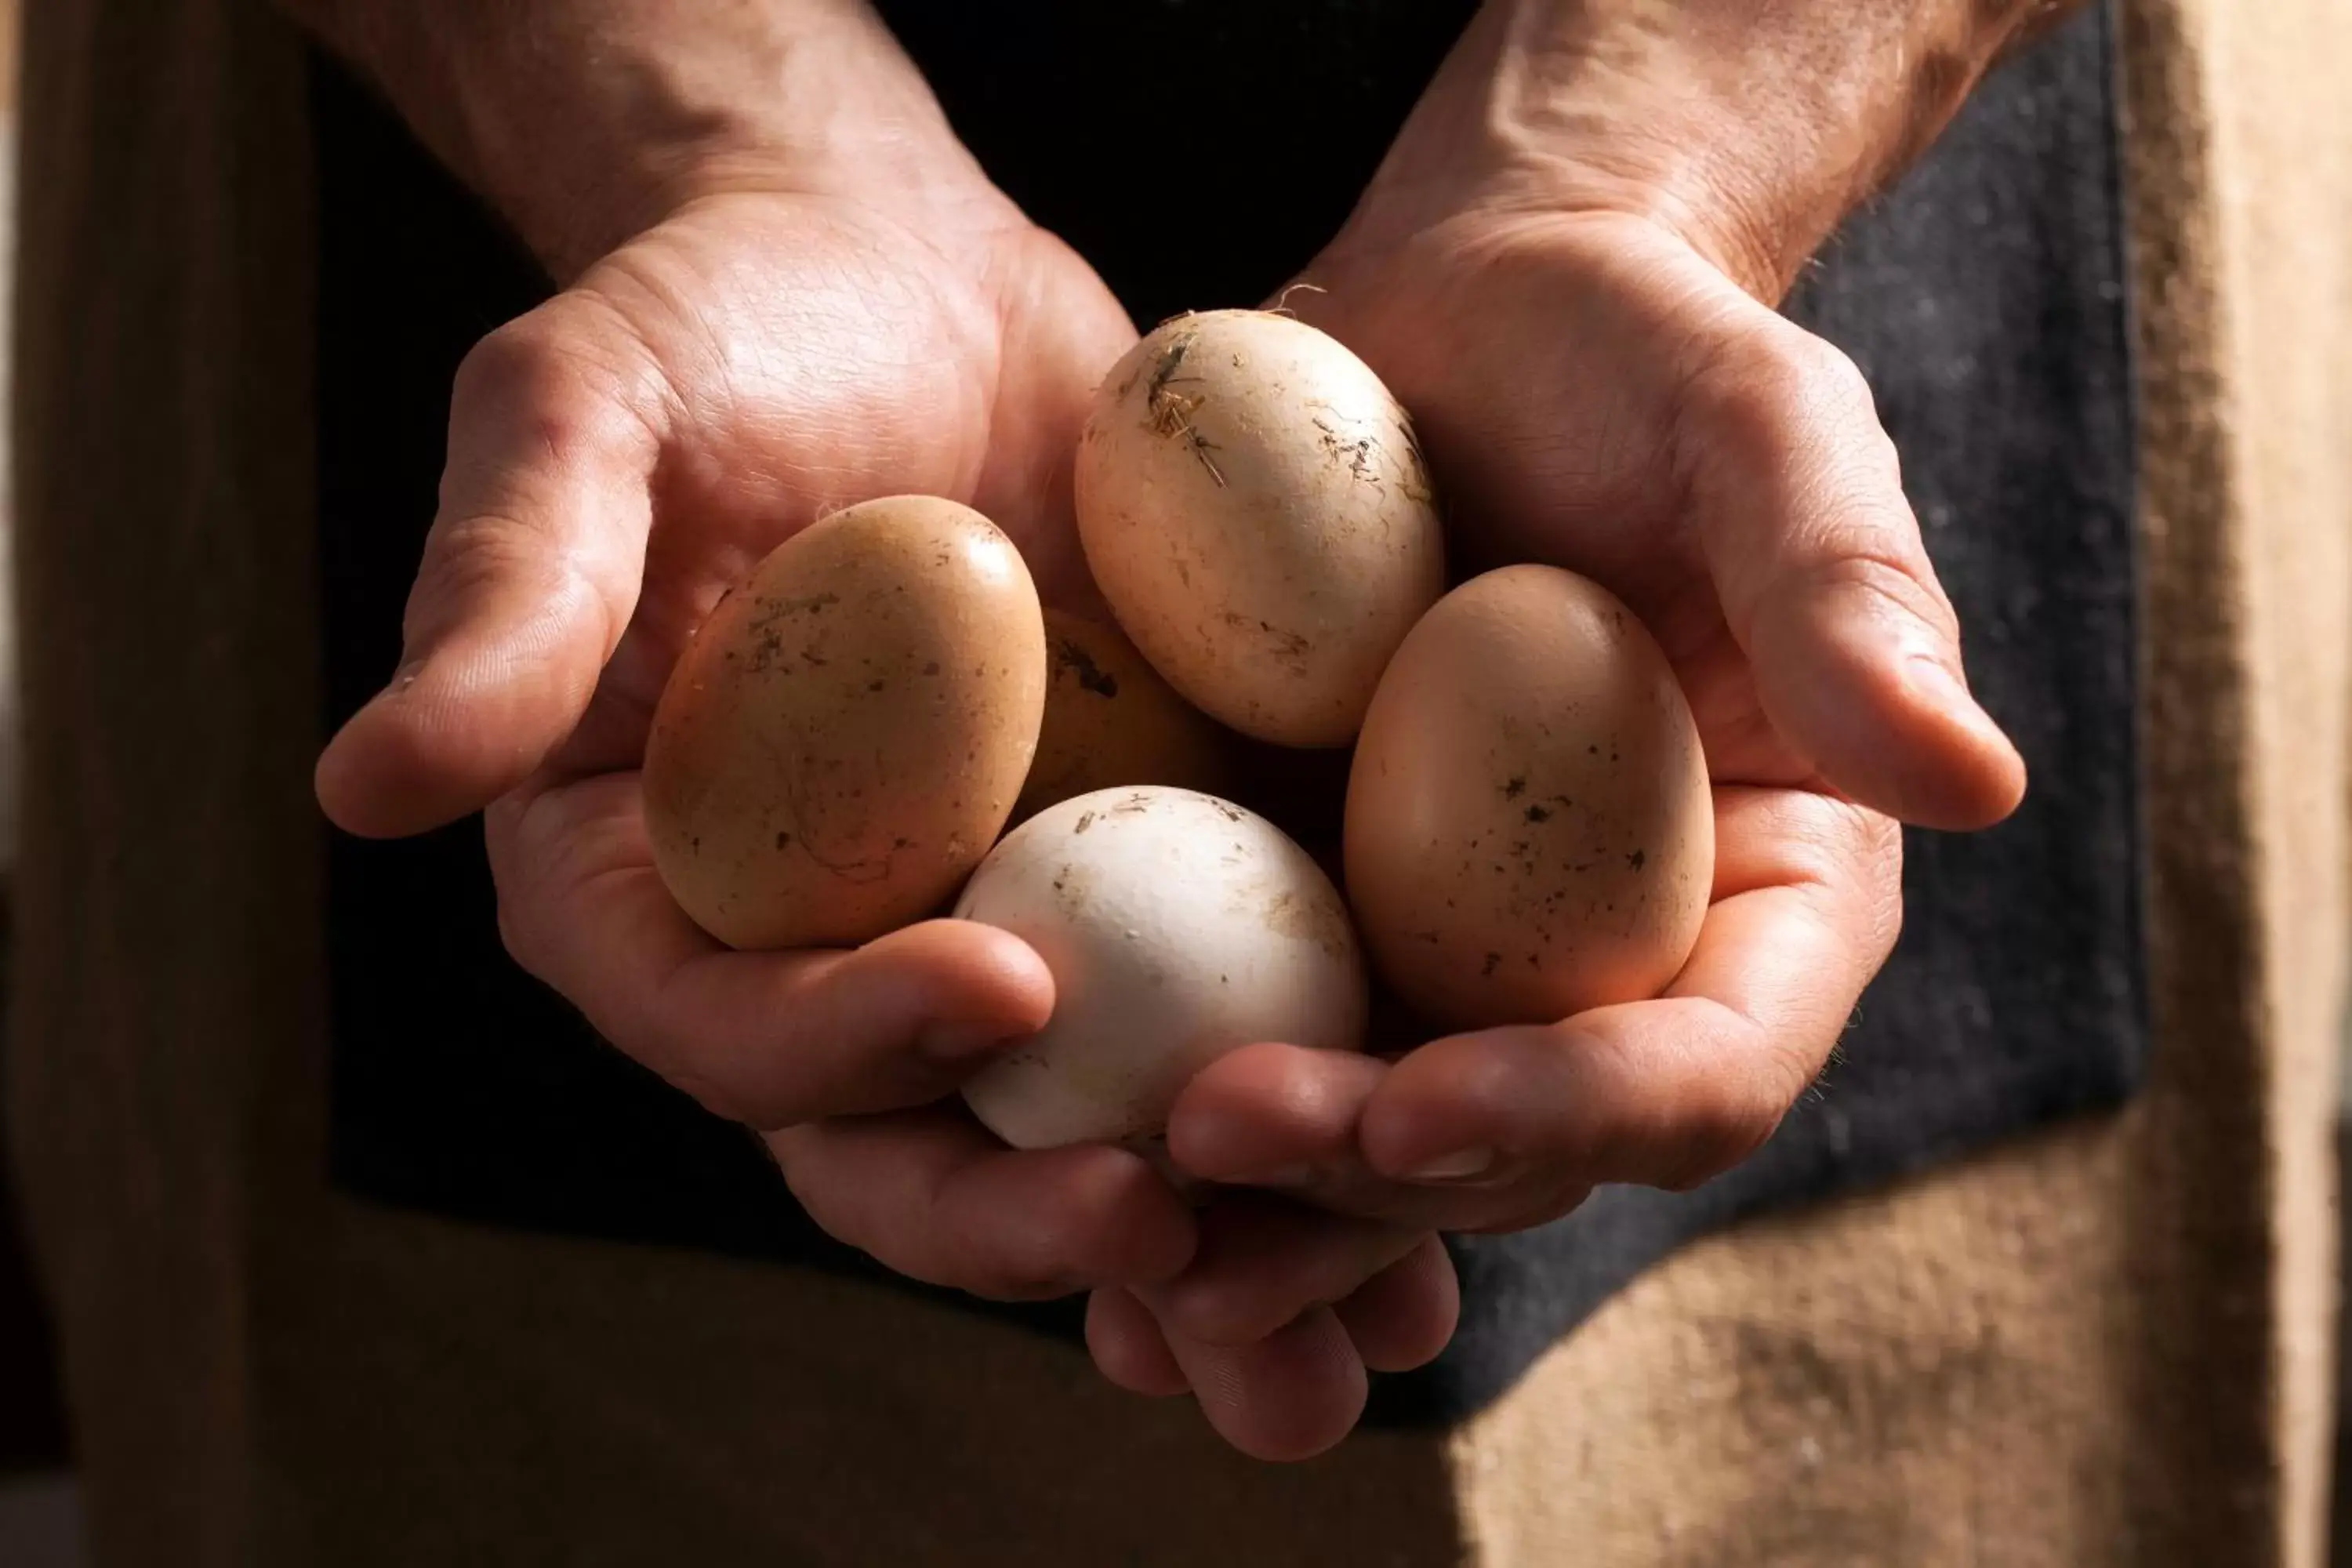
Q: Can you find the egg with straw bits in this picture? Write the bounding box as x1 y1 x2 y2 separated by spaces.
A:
1075 309 1446 749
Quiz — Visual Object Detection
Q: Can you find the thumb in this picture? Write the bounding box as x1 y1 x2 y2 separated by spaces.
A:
316 295 666 838
1682 315 2026 830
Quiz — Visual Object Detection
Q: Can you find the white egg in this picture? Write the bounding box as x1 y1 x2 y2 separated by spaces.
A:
954 786 1369 1150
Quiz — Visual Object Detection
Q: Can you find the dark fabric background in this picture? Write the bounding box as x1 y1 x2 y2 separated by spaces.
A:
315 3 2142 1426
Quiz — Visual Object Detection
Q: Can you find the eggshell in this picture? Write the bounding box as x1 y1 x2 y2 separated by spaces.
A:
1344 565 1713 1030
1009 609 1239 826
643 495 1047 949
1074 309 1446 749
956 786 1368 1150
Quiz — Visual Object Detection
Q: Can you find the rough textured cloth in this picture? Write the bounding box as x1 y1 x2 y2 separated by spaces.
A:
319 5 2147 1428
5 0 2345 1564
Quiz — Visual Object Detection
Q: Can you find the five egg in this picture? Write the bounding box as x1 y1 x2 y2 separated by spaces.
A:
641 312 1716 1149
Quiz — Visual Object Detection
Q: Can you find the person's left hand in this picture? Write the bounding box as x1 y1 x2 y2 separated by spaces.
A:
1089 160 2026 1398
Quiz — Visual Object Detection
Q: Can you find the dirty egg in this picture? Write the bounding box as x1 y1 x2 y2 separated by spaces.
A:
1009 608 1240 828
1344 565 1713 1029
956 786 1369 1150
1074 310 1446 750
642 495 1047 949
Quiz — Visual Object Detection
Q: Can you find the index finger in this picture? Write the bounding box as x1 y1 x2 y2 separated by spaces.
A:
487 772 1054 1130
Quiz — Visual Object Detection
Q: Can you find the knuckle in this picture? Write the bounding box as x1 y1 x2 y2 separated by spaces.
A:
456 308 621 429
1686 323 1860 448
407 510 560 624
1657 1047 1804 1193
1753 328 1877 429
448 300 662 486
1681 322 1911 532
1795 546 1960 644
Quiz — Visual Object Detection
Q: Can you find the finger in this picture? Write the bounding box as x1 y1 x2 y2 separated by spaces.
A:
1172 1044 1566 1230
1165 1047 1461 1223
1679 309 2025 830
1334 1237 1461 1374
1360 787 1902 1192
771 1112 1196 1301
1085 1288 1190 1397
1152 1196 1425 1348
318 293 669 838
1163 1043 1387 1185
488 777 1054 1127
1145 1304 1368 1463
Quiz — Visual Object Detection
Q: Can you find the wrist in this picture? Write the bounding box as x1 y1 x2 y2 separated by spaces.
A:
285 0 1006 281
1333 0 2084 303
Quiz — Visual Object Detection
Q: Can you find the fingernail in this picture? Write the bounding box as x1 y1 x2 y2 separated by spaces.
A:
1403 1145 1496 1182
917 1021 1022 1062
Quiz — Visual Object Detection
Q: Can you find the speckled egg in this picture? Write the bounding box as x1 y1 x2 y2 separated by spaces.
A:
643 495 1047 949
1074 310 1446 749
1344 565 1713 1029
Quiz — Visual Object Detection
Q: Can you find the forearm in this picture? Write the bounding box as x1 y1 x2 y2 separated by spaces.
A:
1348 0 2091 301
278 0 987 280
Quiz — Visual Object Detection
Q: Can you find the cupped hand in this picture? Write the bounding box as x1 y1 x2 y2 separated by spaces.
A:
317 184 1201 1287
1162 207 2024 1235
313 180 1455 1461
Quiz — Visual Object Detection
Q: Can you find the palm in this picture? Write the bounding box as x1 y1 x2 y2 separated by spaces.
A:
542 191 1135 780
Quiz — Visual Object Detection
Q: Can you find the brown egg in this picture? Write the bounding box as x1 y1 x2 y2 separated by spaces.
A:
643 495 1047 950
1075 310 1446 749
1344 565 1713 1030
1010 609 1238 826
